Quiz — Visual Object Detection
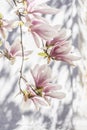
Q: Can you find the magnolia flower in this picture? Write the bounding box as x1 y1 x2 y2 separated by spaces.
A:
21 85 48 108
49 41 80 65
30 64 65 99
39 28 81 65
26 0 59 15
0 13 12 39
1 40 32 63
46 28 71 47
29 18 57 47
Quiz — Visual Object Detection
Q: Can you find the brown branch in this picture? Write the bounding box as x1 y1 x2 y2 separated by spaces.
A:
13 0 24 91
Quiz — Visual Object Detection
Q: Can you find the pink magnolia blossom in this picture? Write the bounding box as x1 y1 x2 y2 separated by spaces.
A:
21 85 48 108
46 28 70 47
26 0 59 15
42 28 81 65
29 18 57 47
30 64 65 99
1 40 32 63
49 41 80 65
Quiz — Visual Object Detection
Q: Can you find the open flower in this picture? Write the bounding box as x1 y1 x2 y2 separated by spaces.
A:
39 28 81 65
0 13 13 39
49 41 80 65
21 85 48 108
1 40 32 63
20 64 65 108
30 64 65 99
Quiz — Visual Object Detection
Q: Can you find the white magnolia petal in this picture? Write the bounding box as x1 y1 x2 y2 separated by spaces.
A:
10 42 21 55
32 96 48 106
4 41 10 51
33 4 59 14
44 84 62 93
46 92 65 99
15 50 33 56
32 32 40 47
33 24 57 40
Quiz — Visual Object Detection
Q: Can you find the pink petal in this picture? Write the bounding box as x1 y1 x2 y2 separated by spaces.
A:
31 23 57 40
32 96 48 106
15 50 32 56
32 32 40 47
45 92 65 99
54 44 71 54
44 84 62 93
32 4 59 14
55 54 81 65
10 42 21 56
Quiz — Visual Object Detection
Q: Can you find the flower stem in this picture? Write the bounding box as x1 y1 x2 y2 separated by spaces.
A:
19 19 24 91
13 0 24 91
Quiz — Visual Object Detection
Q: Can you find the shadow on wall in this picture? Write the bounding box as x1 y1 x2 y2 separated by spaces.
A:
0 66 22 130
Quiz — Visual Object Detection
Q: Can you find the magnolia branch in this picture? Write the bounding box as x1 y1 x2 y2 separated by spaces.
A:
13 0 24 91
19 19 24 91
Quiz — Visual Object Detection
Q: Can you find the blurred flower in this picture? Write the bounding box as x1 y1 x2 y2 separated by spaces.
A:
1 40 32 63
21 85 48 108
0 13 13 39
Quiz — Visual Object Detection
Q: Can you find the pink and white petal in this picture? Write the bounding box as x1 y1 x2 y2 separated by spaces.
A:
32 15 49 24
38 64 51 77
32 96 48 106
37 28 57 40
45 92 65 99
65 54 81 61
33 4 59 14
14 50 33 56
27 85 36 95
27 0 50 12
53 54 73 64
32 32 40 47
55 54 80 65
36 65 51 85
30 69 37 86
55 45 71 54
10 42 21 56
24 50 33 56
36 78 51 87
32 24 57 40
44 84 62 93
4 41 11 52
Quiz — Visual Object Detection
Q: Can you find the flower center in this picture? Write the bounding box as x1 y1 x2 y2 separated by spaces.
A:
35 87 43 97
4 50 15 61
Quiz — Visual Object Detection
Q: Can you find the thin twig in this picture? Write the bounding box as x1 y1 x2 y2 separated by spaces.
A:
13 0 24 91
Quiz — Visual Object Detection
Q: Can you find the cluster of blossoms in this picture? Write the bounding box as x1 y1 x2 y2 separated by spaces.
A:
0 0 80 108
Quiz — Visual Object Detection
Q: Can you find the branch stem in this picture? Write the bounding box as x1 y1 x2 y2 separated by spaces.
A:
13 0 24 91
